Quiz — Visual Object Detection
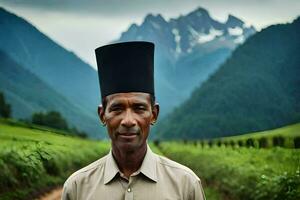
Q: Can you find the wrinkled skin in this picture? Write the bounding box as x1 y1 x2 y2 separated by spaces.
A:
98 92 159 176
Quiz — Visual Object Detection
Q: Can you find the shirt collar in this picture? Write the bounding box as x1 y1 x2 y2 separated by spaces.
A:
103 149 120 184
139 145 158 182
104 144 157 184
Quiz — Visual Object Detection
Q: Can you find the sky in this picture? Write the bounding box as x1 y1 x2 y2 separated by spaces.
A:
0 0 299 69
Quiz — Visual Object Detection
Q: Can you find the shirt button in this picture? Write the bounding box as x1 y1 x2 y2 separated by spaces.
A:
127 188 131 192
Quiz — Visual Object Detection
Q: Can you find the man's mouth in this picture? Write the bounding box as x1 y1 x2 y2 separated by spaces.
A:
118 132 138 140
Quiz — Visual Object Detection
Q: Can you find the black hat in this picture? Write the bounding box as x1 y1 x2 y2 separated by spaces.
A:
95 41 155 99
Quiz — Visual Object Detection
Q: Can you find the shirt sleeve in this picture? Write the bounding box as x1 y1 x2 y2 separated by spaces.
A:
61 180 75 200
190 179 206 200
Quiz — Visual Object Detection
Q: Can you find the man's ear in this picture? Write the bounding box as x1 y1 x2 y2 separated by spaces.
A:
97 104 105 124
151 103 159 125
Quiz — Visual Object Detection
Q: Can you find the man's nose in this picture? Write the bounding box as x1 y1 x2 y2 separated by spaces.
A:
121 109 137 128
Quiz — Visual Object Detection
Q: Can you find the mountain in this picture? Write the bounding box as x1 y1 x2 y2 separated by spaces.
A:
0 7 100 116
0 7 104 137
156 17 300 139
0 50 101 137
116 7 256 116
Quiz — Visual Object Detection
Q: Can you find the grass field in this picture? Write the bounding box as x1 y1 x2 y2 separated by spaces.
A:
227 123 300 138
157 123 300 200
0 119 110 200
213 123 300 148
159 143 300 200
1 119 299 200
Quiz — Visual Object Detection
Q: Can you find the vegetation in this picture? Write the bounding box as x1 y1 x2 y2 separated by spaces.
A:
32 111 69 131
0 50 103 139
0 92 11 118
1 117 299 200
31 110 88 137
154 123 300 199
157 17 300 139
0 8 101 138
196 123 300 149
0 119 110 200
158 143 300 200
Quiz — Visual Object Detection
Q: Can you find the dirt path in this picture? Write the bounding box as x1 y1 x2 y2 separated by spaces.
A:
38 187 63 200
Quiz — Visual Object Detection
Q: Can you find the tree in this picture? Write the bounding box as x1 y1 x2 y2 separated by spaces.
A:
0 92 11 118
32 111 69 131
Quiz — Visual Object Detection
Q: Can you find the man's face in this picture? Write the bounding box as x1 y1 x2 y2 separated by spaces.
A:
98 92 159 152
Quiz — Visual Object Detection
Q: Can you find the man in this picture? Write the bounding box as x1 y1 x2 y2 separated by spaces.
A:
62 41 206 200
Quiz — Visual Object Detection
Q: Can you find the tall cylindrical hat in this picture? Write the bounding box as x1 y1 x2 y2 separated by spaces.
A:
95 41 155 99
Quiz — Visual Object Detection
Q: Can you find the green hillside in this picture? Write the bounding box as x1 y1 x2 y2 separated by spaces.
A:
157 17 300 139
0 7 103 137
0 119 110 200
198 123 300 149
219 122 300 142
0 51 103 137
0 7 99 113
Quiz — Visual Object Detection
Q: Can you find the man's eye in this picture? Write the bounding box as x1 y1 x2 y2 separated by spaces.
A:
136 106 146 111
110 107 123 112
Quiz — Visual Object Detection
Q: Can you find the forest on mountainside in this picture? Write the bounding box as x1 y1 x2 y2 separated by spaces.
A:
157 17 300 139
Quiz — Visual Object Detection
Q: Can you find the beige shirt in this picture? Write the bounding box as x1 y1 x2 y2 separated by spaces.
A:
62 145 206 200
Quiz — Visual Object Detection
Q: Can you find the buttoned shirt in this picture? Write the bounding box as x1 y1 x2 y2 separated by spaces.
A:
62 145 206 200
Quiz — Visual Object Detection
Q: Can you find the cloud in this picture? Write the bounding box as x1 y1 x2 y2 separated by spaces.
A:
1 0 175 16
1 0 299 68
2 0 299 23
0 0 238 19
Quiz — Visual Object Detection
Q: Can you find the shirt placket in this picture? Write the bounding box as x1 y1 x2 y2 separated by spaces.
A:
124 175 138 200
124 186 133 200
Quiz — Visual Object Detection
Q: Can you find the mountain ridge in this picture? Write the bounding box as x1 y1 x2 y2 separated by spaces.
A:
156 17 300 139
0 7 100 114
0 50 101 137
117 6 256 116
0 7 104 137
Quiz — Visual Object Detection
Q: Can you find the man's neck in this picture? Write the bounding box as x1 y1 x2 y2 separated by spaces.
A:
112 144 147 178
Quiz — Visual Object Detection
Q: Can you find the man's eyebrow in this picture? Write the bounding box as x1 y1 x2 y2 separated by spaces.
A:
132 102 148 106
109 101 149 108
108 102 124 108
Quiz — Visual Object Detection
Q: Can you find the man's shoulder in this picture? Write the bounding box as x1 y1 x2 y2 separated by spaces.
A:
64 154 108 185
154 153 200 182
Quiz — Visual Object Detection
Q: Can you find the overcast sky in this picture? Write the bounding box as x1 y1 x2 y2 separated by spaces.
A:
1 0 299 69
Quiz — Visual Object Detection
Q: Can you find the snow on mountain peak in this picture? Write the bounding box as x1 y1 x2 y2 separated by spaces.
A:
198 28 223 44
234 35 245 44
228 27 243 36
117 7 256 58
172 28 182 54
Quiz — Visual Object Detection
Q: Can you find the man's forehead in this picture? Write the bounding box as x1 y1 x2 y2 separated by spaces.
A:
105 92 151 104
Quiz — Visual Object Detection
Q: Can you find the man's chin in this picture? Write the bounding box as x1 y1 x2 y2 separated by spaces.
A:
114 140 143 152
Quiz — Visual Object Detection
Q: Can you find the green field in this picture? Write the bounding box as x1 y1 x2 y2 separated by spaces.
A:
0 119 299 200
185 123 300 149
0 119 110 200
226 123 300 138
158 142 300 200
211 123 300 148
157 123 300 200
